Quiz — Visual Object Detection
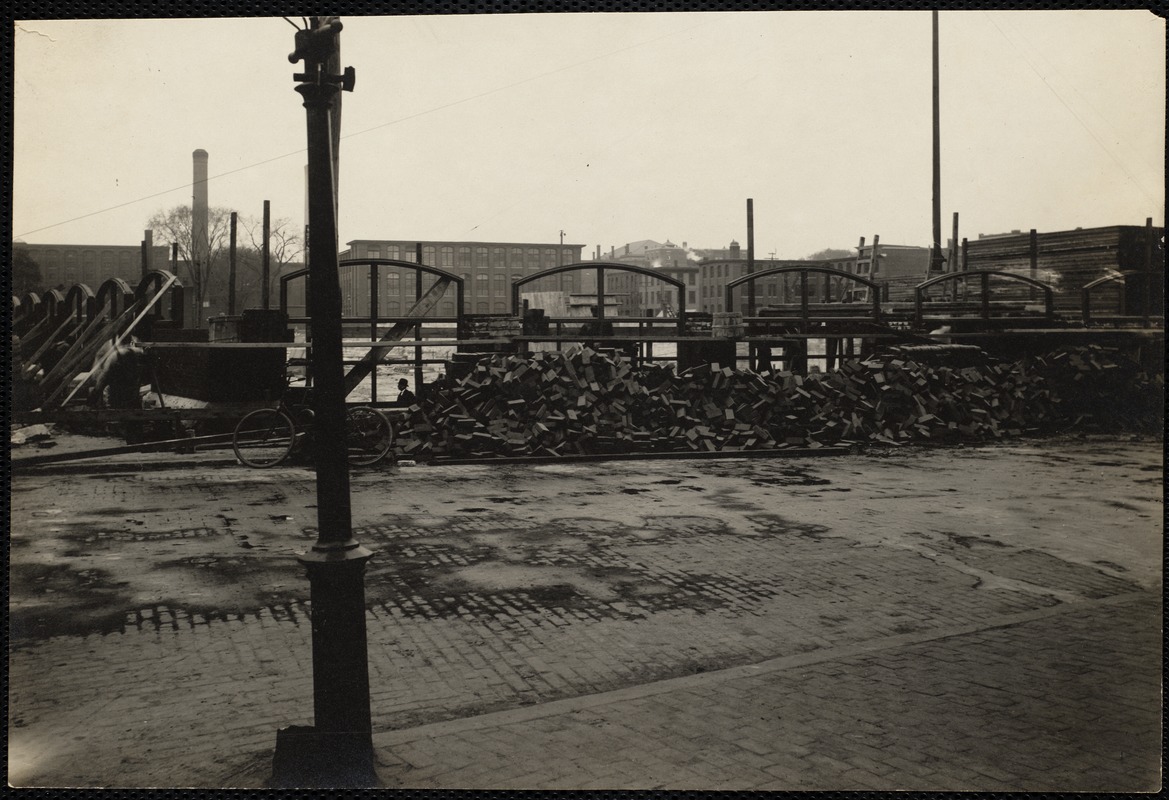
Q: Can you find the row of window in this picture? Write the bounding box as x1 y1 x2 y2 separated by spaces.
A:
339 274 576 297
608 272 698 289
41 263 142 286
337 299 511 315
29 250 137 266
362 244 577 270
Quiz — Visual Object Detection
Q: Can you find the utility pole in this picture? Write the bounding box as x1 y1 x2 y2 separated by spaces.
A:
272 16 374 788
262 200 271 310
560 229 565 246
228 212 237 316
746 198 755 316
930 10 945 274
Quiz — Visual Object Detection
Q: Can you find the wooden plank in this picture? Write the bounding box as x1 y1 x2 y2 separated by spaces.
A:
39 306 135 403
22 313 79 373
56 275 178 407
12 430 241 468
342 277 452 395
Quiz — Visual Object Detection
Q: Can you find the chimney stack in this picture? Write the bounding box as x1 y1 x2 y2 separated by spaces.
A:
192 149 210 274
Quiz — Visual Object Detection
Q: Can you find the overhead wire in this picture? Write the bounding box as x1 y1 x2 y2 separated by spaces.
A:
981 12 1157 208
15 15 719 241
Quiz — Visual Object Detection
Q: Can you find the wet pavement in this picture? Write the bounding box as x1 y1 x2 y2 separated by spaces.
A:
7 434 1163 789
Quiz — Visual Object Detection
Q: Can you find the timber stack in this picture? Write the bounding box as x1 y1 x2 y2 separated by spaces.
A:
394 343 1159 460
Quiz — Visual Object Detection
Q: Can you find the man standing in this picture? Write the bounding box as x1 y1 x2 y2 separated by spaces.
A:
395 378 416 406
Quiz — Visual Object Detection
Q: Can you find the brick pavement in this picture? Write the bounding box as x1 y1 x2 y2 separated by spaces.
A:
7 437 1163 788
370 591 1161 791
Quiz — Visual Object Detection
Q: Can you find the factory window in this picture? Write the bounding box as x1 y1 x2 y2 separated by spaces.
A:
384 245 399 260
560 248 572 265
441 301 454 314
474 247 488 267
491 248 505 268
422 246 436 265
525 248 540 269
508 247 523 266
475 274 489 293
456 247 471 267
768 283 777 297
460 273 471 285
493 274 506 295
494 301 506 313
366 247 380 259
386 273 400 292
687 273 695 285
387 301 400 315
476 301 489 313
688 290 696 304
543 248 557 268
440 246 454 267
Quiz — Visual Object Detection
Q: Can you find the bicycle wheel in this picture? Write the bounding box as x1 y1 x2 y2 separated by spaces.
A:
346 406 394 466
233 408 296 468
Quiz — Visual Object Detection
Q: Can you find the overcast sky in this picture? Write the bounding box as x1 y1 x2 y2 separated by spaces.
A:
12 11 1165 260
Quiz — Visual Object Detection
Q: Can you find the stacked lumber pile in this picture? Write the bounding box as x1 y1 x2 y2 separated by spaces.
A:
459 315 522 338
395 345 1157 460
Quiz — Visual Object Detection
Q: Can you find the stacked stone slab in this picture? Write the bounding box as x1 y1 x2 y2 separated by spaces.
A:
395 344 1159 460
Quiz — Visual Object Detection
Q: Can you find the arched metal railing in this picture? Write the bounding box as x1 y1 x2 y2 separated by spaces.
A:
725 265 882 327
913 270 1054 328
512 261 687 334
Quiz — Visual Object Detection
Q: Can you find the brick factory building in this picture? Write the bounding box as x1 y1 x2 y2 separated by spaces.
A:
336 239 587 317
19 241 171 290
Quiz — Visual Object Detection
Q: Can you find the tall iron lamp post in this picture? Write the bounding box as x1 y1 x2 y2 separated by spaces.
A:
271 16 376 788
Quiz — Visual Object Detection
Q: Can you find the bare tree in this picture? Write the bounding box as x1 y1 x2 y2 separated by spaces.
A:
11 244 44 295
805 248 854 262
146 204 233 315
237 215 305 311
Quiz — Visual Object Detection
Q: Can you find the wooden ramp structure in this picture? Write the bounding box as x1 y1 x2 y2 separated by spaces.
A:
32 273 180 410
342 277 451 396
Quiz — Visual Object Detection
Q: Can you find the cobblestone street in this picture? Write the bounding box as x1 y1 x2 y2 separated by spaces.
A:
7 436 1163 789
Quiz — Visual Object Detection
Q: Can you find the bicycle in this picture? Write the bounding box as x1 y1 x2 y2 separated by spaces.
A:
231 382 395 468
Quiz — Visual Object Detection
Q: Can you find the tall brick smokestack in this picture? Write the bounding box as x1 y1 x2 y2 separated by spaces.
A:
192 149 209 278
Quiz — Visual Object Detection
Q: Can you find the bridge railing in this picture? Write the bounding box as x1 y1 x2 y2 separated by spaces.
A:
1081 271 1163 328
913 270 1055 329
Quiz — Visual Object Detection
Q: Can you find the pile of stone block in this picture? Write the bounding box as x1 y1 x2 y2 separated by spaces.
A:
394 344 1156 460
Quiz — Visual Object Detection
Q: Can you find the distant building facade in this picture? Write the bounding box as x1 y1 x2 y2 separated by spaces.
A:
20 242 171 290
850 244 932 303
602 239 700 316
697 246 827 313
337 239 586 317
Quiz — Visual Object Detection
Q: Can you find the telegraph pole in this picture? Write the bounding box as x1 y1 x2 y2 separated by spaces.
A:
228 212 237 316
262 200 271 310
930 10 945 273
272 16 374 788
746 199 756 316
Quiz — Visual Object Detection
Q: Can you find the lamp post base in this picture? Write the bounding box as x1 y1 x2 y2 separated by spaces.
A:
270 725 378 788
